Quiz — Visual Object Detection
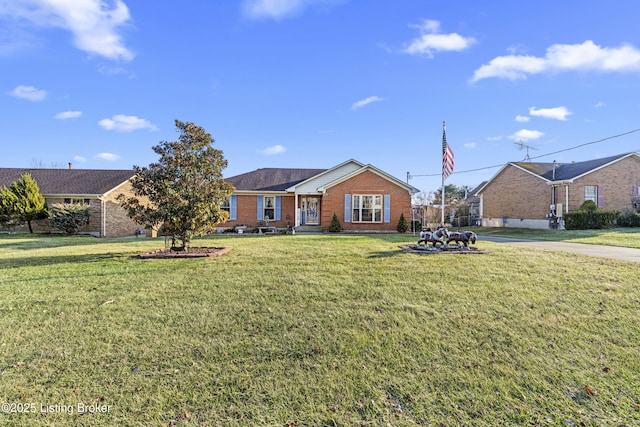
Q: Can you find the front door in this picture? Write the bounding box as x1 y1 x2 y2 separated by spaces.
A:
302 197 320 225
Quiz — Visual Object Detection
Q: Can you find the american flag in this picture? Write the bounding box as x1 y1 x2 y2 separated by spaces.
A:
442 121 454 179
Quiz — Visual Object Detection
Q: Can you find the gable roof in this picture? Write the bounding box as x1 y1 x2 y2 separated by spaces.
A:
513 152 636 181
0 168 134 196
478 152 639 194
226 168 327 191
226 160 419 194
319 163 420 194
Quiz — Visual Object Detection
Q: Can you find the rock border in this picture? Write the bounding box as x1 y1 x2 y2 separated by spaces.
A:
399 244 490 255
139 247 232 259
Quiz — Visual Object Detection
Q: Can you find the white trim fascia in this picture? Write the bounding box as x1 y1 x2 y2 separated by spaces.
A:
509 163 552 182
477 162 548 195
102 177 135 197
565 152 638 181
319 165 419 194
231 190 292 196
44 193 103 198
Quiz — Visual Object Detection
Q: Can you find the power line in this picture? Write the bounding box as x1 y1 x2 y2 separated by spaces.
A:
409 127 640 178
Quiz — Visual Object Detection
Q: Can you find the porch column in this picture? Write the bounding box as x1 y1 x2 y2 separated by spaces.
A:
294 193 300 226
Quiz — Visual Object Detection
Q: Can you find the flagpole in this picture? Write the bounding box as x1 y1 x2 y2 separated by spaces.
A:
441 164 445 225
441 121 446 226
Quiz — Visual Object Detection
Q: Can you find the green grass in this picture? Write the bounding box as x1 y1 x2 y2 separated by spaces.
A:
0 233 639 426
471 226 640 248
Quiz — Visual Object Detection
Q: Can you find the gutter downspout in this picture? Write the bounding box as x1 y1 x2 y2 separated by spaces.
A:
98 195 106 237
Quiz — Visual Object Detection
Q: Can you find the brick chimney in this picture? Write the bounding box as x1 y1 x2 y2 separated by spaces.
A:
68 162 73 169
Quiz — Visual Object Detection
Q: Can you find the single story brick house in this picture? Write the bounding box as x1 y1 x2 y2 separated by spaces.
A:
223 159 419 232
476 152 640 229
0 167 141 237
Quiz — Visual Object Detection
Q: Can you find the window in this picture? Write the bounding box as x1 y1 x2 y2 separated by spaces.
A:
263 196 275 221
352 195 382 222
63 198 90 205
584 186 597 203
221 199 230 214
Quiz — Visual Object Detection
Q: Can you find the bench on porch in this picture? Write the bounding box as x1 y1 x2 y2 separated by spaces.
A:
256 220 277 234
258 226 277 234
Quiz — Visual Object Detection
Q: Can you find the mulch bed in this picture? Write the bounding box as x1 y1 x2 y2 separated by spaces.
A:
399 244 490 255
139 247 232 259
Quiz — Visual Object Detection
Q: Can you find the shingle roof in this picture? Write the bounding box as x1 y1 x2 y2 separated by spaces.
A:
226 168 327 191
513 153 634 181
0 168 134 195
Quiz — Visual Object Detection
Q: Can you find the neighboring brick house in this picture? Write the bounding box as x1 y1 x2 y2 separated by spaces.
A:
224 159 419 232
477 152 640 229
0 167 141 237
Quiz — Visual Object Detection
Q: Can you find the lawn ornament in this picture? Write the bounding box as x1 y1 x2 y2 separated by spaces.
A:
446 231 477 248
417 227 449 248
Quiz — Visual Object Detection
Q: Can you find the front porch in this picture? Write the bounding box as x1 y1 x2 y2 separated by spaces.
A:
295 195 322 227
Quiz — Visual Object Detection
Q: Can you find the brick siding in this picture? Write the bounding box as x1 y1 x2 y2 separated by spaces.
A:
322 170 412 232
481 156 640 222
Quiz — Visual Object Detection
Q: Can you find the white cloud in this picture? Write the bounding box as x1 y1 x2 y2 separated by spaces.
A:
2 0 134 61
242 0 332 20
472 40 640 82
54 110 82 119
73 155 87 162
94 152 120 161
258 144 287 155
515 115 530 123
402 19 476 57
486 135 503 141
594 101 606 108
98 114 157 132
464 142 476 149
8 85 47 101
351 96 383 111
529 106 572 121
509 129 544 142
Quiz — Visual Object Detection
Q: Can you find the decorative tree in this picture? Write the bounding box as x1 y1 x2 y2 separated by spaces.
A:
328 213 342 232
396 212 409 233
0 173 47 233
118 120 235 251
0 188 17 228
49 203 91 234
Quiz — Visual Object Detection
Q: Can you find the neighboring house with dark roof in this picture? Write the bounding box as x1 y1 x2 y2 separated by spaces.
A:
476 152 640 229
224 159 419 232
0 167 141 237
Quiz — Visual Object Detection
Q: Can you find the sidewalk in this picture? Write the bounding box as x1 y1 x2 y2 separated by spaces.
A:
478 235 640 263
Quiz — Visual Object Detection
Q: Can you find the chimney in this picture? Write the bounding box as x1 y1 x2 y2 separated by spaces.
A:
68 162 72 169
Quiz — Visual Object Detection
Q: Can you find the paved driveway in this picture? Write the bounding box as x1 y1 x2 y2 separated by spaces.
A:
478 235 640 263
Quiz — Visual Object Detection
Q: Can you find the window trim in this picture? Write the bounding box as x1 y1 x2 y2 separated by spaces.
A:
584 185 597 203
263 195 275 221
63 198 90 205
351 194 383 223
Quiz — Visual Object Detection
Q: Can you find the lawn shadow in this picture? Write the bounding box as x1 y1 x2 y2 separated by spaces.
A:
0 234 135 251
0 252 128 271
368 249 406 259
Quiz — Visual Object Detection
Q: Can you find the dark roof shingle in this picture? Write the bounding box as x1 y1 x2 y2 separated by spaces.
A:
226 168 327 191
0 168 134 195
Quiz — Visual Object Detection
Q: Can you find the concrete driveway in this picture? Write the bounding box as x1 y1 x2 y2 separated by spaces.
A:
478 235 640 263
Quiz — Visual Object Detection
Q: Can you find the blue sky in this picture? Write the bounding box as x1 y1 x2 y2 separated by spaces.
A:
2 0 640 195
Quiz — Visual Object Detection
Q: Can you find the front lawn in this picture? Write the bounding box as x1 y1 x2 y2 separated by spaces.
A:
0 234 638 426
472 226 640 248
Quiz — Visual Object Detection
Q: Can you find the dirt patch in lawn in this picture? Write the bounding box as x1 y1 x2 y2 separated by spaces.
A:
139 247 232 259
